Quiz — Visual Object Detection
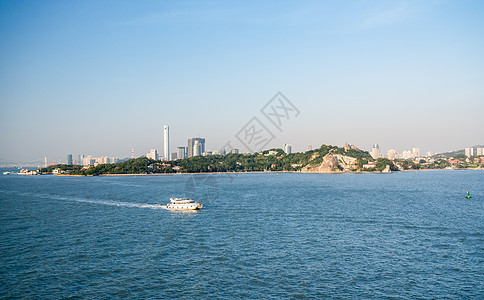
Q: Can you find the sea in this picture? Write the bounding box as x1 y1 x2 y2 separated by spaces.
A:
1 169 483 298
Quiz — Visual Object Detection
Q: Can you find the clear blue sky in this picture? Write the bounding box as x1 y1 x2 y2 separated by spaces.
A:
1 0 483 162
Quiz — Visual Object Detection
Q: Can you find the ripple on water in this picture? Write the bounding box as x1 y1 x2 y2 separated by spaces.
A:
1 171 484 298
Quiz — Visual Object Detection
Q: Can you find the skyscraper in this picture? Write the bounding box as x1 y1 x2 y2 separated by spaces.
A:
371 144 381 159
146 149 158 160
387 149 397 160
164 125 169 161
412 148 420 158
402 150 412 159
193 140 202 156
187 138 205 158
67 154 73 165
283 143 292 154
177 146 186 160
465 147 474 157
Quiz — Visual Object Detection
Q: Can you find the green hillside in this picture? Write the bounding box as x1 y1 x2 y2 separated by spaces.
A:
39 144 374 175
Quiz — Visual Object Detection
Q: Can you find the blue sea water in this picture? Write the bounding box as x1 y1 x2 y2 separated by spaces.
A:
1 170 483 298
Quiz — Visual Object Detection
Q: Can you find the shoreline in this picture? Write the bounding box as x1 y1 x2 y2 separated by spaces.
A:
51 168 484 177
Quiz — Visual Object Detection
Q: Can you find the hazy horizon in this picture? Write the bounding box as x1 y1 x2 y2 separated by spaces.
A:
1 1 483 162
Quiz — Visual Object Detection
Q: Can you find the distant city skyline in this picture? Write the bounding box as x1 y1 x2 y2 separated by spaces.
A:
2 121 483 166
1 129 484 165
1 1 483 162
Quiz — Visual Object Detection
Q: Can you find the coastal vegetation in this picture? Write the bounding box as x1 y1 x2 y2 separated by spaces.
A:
39 144 371 175
38 144 483 176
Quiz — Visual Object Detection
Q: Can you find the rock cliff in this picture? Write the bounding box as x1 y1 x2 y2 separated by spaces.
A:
301 153 358 173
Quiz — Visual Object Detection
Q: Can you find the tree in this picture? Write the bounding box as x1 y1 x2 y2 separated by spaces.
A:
375 158 398 171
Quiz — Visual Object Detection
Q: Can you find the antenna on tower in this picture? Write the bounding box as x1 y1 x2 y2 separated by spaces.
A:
131 148 135 159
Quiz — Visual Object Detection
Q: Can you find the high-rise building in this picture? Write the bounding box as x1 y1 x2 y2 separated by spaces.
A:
412 148 420 158
67 154 73 165
465 147 474 157
371 144 381 159
164 125 169 161
187 138 205 158
177 147 186 160
402 150 412 159
83 155 94 166
146 149 158 160
171 152 177 160
193 140 202 156
387 149 397 160
477 148 484 156
283 143 292 154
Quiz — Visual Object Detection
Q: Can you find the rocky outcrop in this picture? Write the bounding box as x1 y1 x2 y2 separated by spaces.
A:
344 142 351 151
316 154 340 173
343 142 362 151
333 154 358 171
301 153 358 173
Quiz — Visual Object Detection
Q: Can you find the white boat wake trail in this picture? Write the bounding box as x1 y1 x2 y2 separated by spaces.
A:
66 197 168 210
1 190 168 210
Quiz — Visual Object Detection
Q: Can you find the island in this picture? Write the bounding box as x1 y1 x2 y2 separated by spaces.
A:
37 143 484 176
38 144 394 176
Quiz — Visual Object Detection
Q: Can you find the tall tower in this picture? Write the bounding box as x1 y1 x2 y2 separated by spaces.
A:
194 140 201 156
371 144 381 159
164 125 169 160
283 143 292 154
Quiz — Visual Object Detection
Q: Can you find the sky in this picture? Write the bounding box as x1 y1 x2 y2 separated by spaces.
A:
1 0 483 163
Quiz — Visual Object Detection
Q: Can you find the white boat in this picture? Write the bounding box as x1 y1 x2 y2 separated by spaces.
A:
166 198 203 210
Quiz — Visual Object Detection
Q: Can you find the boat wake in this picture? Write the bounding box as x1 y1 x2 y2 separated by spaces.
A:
1 190 168 210
67 197 168 210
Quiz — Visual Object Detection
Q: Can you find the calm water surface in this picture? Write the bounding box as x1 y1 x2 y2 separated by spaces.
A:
1 171 483 298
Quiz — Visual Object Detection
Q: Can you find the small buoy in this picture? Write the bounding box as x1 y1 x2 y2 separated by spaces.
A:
466 190 471 199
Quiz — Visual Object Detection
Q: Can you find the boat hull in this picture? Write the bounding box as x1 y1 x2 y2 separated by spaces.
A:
167 198 203 210
166 204 203 210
